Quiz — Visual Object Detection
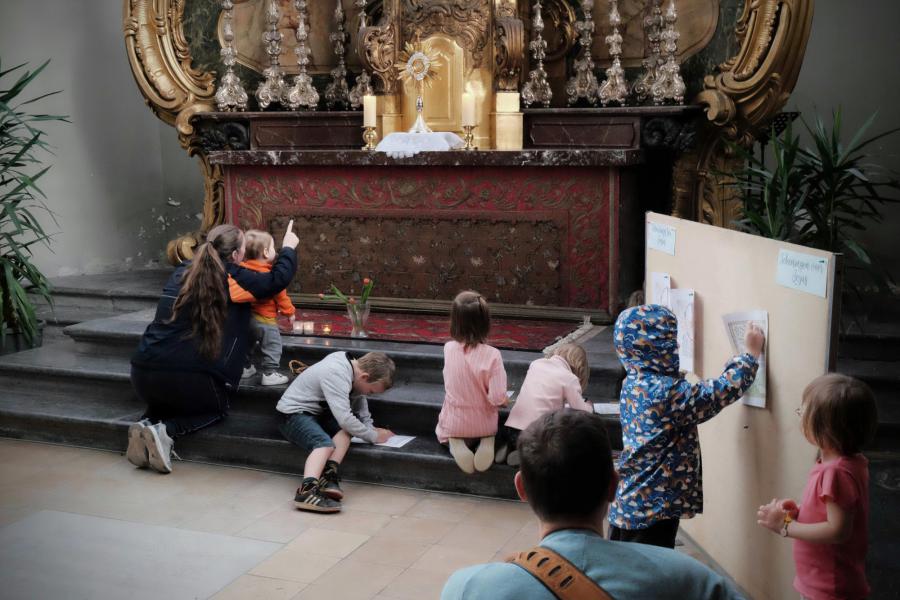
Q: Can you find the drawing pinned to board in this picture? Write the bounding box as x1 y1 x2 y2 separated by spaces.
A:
723 310 769 408
650 272 671 306
668 289 695 373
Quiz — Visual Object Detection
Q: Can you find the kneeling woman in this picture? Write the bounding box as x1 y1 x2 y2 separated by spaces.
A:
127 222 298 473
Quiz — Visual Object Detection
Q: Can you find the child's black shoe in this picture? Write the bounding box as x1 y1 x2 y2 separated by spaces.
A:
294 477 341 513
318 460 344 500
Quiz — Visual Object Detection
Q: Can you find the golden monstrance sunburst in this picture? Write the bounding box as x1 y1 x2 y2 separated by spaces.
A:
396 39 442 133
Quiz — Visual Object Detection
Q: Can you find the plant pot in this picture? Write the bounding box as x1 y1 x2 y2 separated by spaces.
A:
346 302 370 338
0 320 44 355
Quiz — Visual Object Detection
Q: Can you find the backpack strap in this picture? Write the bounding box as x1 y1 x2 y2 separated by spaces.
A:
508 546 613 600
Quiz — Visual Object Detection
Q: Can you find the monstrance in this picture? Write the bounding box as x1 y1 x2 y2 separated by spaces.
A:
397 39 441 134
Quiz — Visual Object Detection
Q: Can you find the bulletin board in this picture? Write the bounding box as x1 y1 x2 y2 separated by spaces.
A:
644 212 840 600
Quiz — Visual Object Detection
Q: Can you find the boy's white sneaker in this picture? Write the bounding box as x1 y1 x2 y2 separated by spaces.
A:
142 422 175 474
241 365 257 379
261 372 289 386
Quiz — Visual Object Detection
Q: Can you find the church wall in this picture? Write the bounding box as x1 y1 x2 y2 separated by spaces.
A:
789 0 900 305
0 1 200 277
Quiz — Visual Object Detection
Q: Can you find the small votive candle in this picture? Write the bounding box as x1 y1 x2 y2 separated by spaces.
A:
322 323 332 335
292 320 303 333
302 321 315 335
363 94 377 128
461 92 476 127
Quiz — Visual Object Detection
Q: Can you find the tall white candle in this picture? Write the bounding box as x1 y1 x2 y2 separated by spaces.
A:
461 92 476 127
363 94 377 127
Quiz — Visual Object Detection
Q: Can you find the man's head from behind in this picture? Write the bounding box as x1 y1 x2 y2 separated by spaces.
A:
516 410 617 523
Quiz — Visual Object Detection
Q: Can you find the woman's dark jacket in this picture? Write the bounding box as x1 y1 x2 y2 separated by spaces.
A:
131 248 297 389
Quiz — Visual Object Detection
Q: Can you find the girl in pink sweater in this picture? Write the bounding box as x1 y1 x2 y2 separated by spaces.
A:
436 291 508 474
496 343 593 466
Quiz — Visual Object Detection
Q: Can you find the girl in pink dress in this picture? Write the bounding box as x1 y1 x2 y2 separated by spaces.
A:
756 374 878 600
436 291 508 473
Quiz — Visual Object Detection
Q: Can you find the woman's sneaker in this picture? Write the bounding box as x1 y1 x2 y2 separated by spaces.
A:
141 422 175 474
294 478 341 513
126 419 151 468
318 460 344 500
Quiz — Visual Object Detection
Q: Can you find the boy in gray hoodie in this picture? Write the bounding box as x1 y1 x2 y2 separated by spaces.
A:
277 351 395 512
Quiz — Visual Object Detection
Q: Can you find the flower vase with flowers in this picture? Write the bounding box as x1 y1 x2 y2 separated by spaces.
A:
319 278 374 338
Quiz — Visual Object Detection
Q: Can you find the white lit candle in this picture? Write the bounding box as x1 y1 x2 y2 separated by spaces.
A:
292 320 303 333
461 92 476 127
322 323 332 335
363 94 377 127
303 321 315 335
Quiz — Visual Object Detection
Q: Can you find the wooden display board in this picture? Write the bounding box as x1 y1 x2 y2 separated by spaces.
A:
644 213 840 600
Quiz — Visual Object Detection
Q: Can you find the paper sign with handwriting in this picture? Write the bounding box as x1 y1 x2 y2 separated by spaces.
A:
647 222 676 256
776 249 828 298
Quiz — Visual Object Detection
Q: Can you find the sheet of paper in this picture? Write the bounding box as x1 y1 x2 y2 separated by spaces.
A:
775 249 828 298
647 221 677 255
351 435 416 448
722 310 769 408
649 271 671 306
668 288 696 374
593 402 620 415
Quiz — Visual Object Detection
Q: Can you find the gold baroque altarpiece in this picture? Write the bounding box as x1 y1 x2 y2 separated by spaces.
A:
123 0 814 261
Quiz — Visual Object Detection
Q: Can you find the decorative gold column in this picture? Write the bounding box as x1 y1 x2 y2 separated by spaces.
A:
123 0 219 263
673 0 815 226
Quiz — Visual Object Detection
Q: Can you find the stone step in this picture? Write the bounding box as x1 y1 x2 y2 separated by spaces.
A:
0 339 622 442
62 310 626 400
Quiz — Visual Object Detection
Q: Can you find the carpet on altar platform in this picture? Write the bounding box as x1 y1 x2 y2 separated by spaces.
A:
279 309 588 352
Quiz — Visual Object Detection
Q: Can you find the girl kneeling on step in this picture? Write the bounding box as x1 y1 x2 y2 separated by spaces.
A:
126 221 298 474
436 290 508 474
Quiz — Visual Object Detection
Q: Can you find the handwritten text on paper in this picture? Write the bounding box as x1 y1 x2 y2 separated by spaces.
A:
647 222 676 256
776 249 828 298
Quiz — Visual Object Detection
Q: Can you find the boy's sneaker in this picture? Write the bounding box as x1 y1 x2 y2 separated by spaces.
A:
241 365 257 379
294 478 341 513
494 442 509 465
506 450 521 467
318 460 344 500
141 422 175 474
126 419 152 468
261 371 288 386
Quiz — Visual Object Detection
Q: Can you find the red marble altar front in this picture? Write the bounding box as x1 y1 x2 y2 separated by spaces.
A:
225 161 622 316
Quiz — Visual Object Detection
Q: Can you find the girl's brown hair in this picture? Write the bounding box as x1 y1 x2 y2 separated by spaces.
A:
554 343 589 390
450 290 490 350
243 229 273 261
800 373 878 456
171 224 244 361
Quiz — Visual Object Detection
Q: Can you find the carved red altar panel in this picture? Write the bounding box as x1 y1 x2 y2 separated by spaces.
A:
226 165 618 312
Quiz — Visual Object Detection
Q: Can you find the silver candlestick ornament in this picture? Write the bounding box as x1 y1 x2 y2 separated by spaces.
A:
348 0 374 109
215 0 248 111
598 0 628 106
522 0 552 108
255 0 287 109
566 0 599 106
285 0 319 110
651 0 685 104
632 0 663 104
325 0 351 110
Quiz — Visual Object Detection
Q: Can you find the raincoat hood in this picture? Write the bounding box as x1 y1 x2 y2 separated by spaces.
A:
614 304 680 376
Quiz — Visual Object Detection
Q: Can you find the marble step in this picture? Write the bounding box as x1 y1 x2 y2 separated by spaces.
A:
0 381 520 499
62 310 626 400
0 338 621 442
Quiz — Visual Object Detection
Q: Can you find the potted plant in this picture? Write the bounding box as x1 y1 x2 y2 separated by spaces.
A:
319 277 375 338
1 58 68 353
730 108 900 293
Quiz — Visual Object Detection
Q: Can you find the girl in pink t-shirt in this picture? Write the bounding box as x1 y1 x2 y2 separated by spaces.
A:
495 343 593 467
757 374 878 600
436 291 508 474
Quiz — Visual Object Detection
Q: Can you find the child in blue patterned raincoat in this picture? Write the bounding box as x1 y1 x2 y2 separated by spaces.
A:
608 304 765 548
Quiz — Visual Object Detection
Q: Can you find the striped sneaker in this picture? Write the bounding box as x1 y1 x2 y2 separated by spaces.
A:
294 478 341 513
318 460 344 501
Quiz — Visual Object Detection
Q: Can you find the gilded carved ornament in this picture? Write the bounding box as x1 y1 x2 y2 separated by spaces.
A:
674 0 814 226
401 0 491 68
124 0 222 262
